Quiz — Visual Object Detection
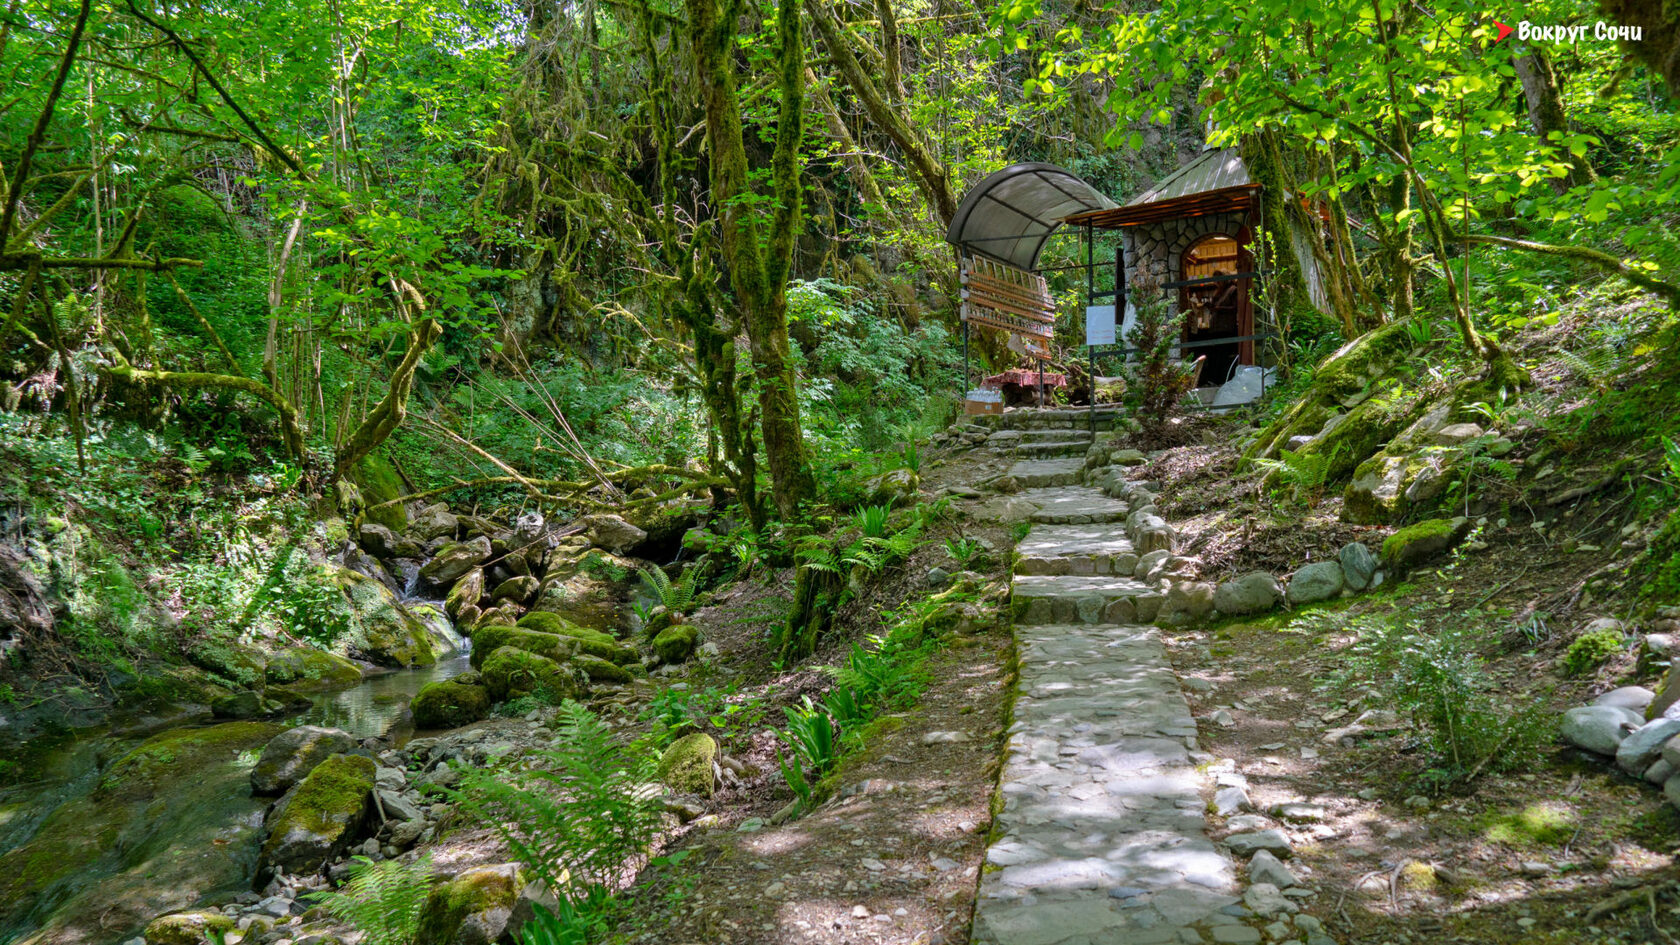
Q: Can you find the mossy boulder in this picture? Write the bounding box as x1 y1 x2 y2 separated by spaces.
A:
265 646 363 691
411 679 492 729
480 646 587 703
516 612 639 663
143 910 237 945
414 863 523 945
338 567 438 668
657 732 717 796
257 753 375 881
184 639 268 688
468 625 577 670
572 653 631 684
210 689 272 719
652 624 700 664
1245 319 1421 466
99 721 284 801
1380 517 1471 574
251 725 357 796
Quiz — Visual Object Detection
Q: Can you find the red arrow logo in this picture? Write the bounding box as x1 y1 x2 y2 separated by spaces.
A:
1494 20 1514 41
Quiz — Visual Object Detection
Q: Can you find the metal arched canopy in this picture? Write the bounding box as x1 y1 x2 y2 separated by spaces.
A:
944 163 1119 273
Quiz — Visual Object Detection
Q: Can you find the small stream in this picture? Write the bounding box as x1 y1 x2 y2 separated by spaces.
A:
0 638 468 944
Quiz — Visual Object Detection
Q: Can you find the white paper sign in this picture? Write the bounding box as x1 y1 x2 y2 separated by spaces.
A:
1085 305 1116 347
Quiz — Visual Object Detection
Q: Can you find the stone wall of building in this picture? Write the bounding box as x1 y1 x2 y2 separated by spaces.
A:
1118 211 1250 303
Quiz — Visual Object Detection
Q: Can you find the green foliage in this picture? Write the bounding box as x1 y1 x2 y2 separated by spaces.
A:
639 565 701 616
306 855 435 945
854 504 892 539
778 696 840 775
519 892 618 945
1341 613 1552 787
451 701 660 898
1563 625 1626 676
1251 446 1340 505
1120 288 1195 438
943 536 989 571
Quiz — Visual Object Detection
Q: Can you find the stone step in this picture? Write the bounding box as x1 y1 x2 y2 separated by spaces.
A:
1015 523 1137 576
1019 428 1095 445
1007 458 1084 489
1022 487 1129 524
1013 438 1093 458
970 407 1127 432
1011 575 1165 625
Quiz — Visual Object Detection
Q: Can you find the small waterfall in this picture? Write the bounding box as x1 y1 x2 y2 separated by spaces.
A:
394 560 423 601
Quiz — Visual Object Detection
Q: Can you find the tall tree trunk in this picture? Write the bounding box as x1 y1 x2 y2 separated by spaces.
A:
688 0 816 520
1513 45 1596 192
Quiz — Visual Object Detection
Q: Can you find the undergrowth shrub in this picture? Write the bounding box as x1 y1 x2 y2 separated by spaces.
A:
1342 614 1552 788
1563 625 1625 676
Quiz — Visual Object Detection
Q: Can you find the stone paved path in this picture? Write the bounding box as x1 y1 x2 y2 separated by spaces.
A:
974 484 1254 945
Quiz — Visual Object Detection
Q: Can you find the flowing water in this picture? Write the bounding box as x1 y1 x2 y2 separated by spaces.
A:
0 648 468 944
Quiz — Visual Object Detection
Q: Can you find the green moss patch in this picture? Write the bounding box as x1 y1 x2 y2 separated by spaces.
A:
1480 802 1579 848
98 721 283 801
652 624 700 663
265 646 363 691
657 732 717 796
411 679 491 729
480 646 585 703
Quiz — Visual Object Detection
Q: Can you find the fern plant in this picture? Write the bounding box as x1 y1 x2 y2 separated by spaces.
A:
779 696 839 774
305 855 434 945
943 536 986 570
854 503 892 538
1251 446 1339 505
640 564 700 616
1446 435 1519 515
451 701 660 898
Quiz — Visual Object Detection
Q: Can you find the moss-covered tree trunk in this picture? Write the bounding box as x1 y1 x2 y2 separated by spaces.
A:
688 0 816 520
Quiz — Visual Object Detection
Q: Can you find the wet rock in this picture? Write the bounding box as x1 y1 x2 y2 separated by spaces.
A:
1338 542 1379 591
143 910 236 945
420 537 492 587
578 514 647 555
573 653 631 683
252 726 357 796
1560 705 1644 756
257 753 375 881
411 679 492 729
658 732 717 796
211 689 269 720
339 568 439 668
1213 572 1284 616
1286 561 1344 605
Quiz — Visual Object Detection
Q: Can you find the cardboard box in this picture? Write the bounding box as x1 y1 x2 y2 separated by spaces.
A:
965 389 1004 416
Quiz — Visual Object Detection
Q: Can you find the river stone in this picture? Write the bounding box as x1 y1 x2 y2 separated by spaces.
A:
1646 758 1676 785
211 689 268 720
252 726 357 796
1560 705 1644 756
358 522 423 560
1213 572 1284 616
411 679 491 729
1666 772 1680 810
410 503 460 542
1248 850 1298 888
143 911 236 945
340 568 438 668
1339 542 1379 591
514 510 545 544
1617 718 1680 775
1594 686 1656 712
420 536 492 587
653 624 701 663
257 753 375 881
1287 561 1344 605
265 646 362 691
579 513 647 554
1226 829 1292 857
480 646 586 703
